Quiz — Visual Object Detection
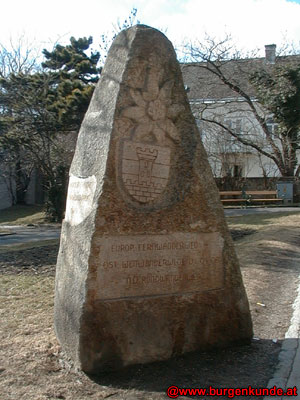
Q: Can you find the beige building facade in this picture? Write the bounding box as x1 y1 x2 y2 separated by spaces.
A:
181 45 300 183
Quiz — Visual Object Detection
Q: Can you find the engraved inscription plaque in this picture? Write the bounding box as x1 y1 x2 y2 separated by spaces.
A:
65 175 97 226
96 232 224 300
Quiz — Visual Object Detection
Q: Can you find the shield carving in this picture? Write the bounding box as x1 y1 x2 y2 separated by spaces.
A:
120 139 171 204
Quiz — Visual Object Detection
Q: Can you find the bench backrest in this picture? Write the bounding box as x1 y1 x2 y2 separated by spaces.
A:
219 190 278 196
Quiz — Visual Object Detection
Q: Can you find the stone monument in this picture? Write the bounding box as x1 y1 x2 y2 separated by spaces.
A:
54 25 252 373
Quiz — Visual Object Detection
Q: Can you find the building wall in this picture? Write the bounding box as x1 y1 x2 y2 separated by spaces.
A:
0 178 14 210
25 169 37 205
0 165 39 210
0 130 77 210
190 99 284 179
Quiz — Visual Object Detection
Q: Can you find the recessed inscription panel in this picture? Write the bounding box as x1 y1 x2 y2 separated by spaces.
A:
95 232 224 300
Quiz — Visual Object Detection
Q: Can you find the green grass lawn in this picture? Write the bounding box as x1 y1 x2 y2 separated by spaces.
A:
0 205 47 225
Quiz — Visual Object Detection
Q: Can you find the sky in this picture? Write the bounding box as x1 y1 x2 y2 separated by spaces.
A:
1 0 300 58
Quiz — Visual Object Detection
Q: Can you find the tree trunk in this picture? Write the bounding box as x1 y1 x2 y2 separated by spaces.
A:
15 159 29 204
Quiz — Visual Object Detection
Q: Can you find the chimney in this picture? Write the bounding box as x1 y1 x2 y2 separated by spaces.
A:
265 44 276 63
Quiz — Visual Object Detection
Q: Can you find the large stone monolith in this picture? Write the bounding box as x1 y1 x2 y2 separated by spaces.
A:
54 25 252 373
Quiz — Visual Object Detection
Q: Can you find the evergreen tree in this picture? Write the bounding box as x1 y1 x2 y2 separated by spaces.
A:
250 63 300 176
42 36 101 128
0 37 101 220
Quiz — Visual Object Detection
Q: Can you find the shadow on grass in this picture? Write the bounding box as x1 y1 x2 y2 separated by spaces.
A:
0 205 45 225
227 211 300 227
87 339 281 395
242 243 300 274
230 228 257 241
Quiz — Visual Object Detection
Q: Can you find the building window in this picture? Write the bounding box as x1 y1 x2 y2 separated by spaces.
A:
235 119 242 134
224 118 243 134
195 119 202 139
266 118 278 136
233 164 243 177
221 162 243 178
224 119 232 130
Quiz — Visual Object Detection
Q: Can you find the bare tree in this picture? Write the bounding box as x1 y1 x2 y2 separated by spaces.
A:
0 37 40 205
199 116 256 189
99 8 140 65
182 35 300 178
0 35 40 77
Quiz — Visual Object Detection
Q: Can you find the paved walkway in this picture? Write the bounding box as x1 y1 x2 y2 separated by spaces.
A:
1 207 299 246
224 206 300 217
0 225 60 245
265 282 300 399
225 207 300 398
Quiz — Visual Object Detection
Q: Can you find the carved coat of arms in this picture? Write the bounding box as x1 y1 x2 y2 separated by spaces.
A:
116 57 184 205
121 140 170 203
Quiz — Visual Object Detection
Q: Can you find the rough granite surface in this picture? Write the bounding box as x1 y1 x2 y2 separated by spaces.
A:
54 24 253 373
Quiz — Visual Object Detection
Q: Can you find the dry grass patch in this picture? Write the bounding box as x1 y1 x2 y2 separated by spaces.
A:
227 211 300 239
0 229 11 234
1 211 300 399
0 271 144 399
0 205 47 225
231 212 300 340
0 239 59 255
0 274 58 399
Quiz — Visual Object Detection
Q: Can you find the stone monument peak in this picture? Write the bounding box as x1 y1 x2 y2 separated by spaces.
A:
54 25 252 373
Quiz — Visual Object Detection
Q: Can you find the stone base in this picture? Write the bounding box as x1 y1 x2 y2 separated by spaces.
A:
55 285 251 373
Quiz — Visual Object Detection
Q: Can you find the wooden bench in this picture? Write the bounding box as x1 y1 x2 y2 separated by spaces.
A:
219 190 283 205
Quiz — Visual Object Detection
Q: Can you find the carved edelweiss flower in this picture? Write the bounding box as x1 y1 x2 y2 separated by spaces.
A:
122 74 184 144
